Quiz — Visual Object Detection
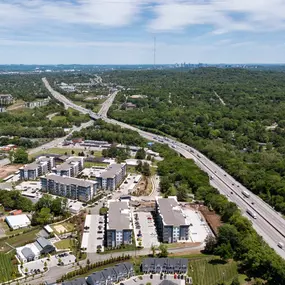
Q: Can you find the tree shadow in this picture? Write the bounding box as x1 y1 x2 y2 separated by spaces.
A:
208 259 227 265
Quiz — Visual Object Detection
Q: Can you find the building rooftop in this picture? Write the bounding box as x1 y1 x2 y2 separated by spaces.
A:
21 156 52 171
107 200 131 230
5 214 31 229
21 247 35 260
22 162 39 171
36 237 53 249
53 156 83 171
156 196 189 226
100 163 125 179
44 174 97 188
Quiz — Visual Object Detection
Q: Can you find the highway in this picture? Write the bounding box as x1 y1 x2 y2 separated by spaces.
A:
42 77 285 259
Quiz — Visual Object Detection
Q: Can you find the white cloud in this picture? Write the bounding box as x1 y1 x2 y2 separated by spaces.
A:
0 0 144 29
148 0 285 33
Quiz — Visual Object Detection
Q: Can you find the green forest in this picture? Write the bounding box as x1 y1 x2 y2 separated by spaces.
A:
154 144 285 284
0 74 89 140
105 68 285 214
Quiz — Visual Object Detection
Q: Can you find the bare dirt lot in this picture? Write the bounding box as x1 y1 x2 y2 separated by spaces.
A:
133 177 151 196
0 164 22 179
198 205 222 235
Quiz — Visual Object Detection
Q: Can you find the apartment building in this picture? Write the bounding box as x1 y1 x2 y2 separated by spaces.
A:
141 258 188 274
155 196 190 243
20 156 55 180
41 173 97 202
106 200 132 248
52 156 84 177
25 98 50 109
86 262 134 285
0 94 13 105
96 163 126 191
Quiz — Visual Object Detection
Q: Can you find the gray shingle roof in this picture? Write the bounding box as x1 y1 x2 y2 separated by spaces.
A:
156 197 188 226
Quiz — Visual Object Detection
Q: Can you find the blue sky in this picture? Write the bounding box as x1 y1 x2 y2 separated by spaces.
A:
0 0 285 64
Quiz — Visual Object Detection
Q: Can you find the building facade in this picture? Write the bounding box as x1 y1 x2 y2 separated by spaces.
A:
0 94 13 105
20 156 55 180
106 200 132 248
141 258 188 274
52 156 84 177
16 237 55 263
155 196 190 243
41 173 97 202
96 163 126 191
25 98 50 109
86 262 134 285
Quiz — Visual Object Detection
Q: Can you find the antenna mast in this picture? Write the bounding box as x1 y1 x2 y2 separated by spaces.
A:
153 36 156 68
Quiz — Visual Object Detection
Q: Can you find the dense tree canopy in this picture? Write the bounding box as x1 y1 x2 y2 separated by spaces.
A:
105 68 285 214
155 145 285 284
71 119 147 146
0 190 33 212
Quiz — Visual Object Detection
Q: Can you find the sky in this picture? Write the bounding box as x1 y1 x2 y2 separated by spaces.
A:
0 0 285 64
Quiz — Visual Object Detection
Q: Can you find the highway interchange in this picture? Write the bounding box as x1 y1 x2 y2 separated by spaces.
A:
42 77 285 260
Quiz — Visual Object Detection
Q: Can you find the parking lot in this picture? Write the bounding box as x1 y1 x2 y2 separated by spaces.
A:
123 273 186 285
183 208 212 243
21 253 76 275
119 174 138 195
133 211 159 248
82 214 105 253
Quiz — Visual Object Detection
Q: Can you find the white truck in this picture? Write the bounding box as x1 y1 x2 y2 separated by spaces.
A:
246 208 257 219
242 190 250 198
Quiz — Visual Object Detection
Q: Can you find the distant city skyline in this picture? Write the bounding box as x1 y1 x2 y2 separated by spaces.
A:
1 0 285 64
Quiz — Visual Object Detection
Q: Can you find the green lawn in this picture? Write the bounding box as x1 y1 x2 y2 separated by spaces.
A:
51 115 67 122
0 252 20 282
55 239 74 250
189 256 239 285
0 228 40 253
31 147 102 159
84 161 106 168
101 244 140 255
127 166 139 174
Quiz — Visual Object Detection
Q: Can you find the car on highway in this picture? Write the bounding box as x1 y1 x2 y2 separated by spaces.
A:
278 242 284 249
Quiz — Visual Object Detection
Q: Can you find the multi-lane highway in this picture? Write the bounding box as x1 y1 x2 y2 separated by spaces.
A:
42 77 285 259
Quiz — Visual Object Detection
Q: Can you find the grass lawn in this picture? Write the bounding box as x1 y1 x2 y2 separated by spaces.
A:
101 244 141 255
51 115 67 122
189 256 239 285
31 147 101 159
51 222 75 235
93 104 102 113
84 161 107 168
54 239 74 250
150 166 157 176
127 166 139 174
0 252 20 282
0 228 40 253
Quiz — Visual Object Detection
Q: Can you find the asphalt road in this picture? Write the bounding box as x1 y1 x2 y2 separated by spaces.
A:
42 77 285 260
